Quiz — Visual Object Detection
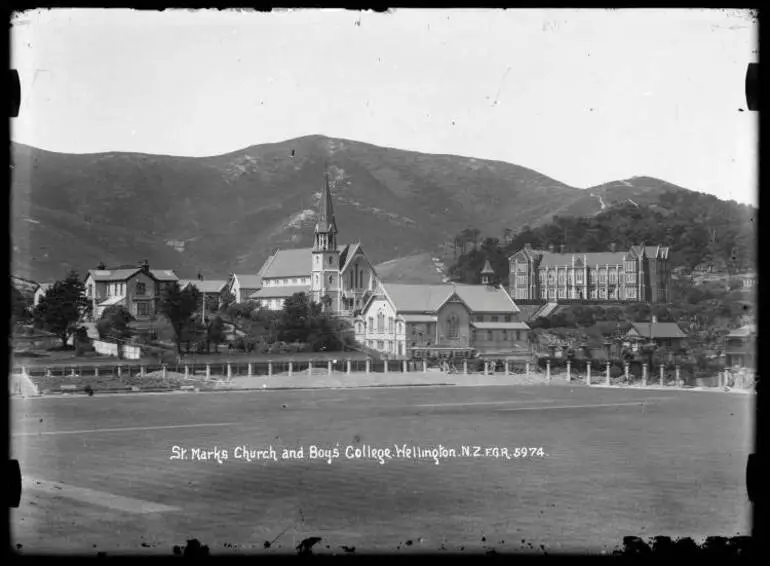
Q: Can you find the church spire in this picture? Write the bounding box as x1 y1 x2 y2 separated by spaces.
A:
316 162 337 235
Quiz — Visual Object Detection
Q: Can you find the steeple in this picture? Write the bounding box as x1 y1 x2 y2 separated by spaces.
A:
481 259 495 286
316 163 337 236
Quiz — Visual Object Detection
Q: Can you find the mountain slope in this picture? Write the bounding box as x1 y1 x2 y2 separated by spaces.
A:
11 135 732 283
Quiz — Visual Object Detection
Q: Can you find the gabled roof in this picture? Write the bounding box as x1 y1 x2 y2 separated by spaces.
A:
250 285 311 299
87 268 178 282
380 283 519 314
382 284 454 312
481 259 495 274
87 268 141 282
36 283 54 293
261 248 314 278
258 243 355 280
231 274 264 289
182 280 228 294
628 322 687 339
150 269 179 281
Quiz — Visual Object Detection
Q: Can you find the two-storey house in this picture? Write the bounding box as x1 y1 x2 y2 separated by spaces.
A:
84 261 179 321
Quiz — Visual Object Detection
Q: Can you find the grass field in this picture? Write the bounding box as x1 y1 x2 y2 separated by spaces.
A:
11 384 753 555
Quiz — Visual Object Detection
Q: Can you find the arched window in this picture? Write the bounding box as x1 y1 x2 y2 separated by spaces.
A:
377 311 385 332
328 275 333 285
448 315 459 338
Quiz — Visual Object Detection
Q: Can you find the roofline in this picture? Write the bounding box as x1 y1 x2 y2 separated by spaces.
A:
498 284 521 313
434 286 470 313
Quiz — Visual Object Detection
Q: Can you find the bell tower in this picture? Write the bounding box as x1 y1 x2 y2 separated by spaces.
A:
311 166 341 311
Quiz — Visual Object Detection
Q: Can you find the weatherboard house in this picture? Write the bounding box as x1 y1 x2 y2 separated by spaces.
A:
247 171 379 314
355 261 531 360
84 261 179 321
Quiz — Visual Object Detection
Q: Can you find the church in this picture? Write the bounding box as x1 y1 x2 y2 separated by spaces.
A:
248 171 379 315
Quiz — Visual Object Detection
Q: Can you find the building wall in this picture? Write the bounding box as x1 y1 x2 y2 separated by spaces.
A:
435 302 472 348
341 253 377 310
356 297 405 356
471 327 529 353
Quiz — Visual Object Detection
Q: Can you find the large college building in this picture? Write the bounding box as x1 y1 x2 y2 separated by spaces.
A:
248 171 379 314
508 243 671 304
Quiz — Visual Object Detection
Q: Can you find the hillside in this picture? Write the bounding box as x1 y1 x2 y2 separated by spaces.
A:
11 135 735 283
374 253 448 284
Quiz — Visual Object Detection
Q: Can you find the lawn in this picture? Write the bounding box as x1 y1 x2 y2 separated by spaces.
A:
11 384 753 555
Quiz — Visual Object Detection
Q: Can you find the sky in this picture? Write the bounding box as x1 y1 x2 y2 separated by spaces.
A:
10 8 758 205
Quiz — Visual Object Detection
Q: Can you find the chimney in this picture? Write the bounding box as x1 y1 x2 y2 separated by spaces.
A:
610 243 617 253
560 244 565 254
548 244 554 253
97 262 106 270
139 259 149 273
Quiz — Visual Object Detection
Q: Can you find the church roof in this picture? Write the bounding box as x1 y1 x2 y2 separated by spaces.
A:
259 244 358 279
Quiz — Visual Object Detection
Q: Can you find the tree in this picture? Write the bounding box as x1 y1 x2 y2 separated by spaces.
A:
276 292 321 343
31 270 90 348
207 316 226 349
219 289 236 313
96 305 135 342
11 286 31 326
158 282 201 354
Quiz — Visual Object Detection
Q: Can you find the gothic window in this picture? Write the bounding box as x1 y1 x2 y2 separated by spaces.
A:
377 312 385 332
329 256 334 265
315 255 320 265
447 315 459 338
368 317 373 331
314 274 319 287
328 275 333 285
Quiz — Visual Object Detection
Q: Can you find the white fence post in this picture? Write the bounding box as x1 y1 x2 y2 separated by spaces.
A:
675 365 680 387
184 365 189 379
384 360 389 374
586 362 591 385
402 360 407 373
227 363 232 380
346 360 351 374
660 364 665 387
161 365 166 379
504 360 510 375
463 359 468 374
308 362 313 376
566 360 571 382
328 360 333 375
288 362 293 376
422 360 427 373
140 365 146 377
268 361 273 376
247 362 252 377
606 361 611 385
546 360 550 382
205 364 211 379
365 360 370 374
